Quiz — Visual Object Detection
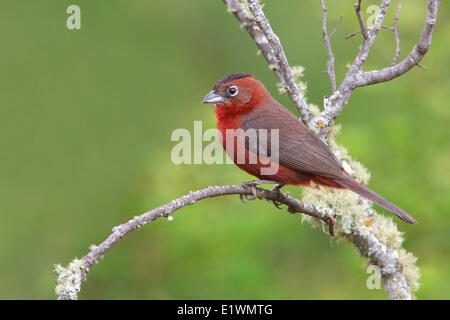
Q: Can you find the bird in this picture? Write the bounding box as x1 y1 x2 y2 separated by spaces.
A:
201 73 417 224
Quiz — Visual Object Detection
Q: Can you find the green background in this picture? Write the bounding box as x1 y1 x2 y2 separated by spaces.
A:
0 0 448 299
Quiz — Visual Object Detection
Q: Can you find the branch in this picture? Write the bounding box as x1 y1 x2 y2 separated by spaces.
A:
224 0 312 124
352 232 413 300
356 0 441 86
55 184 333 300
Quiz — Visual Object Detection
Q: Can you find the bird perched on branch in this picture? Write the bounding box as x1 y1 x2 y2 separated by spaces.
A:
202 73 417 224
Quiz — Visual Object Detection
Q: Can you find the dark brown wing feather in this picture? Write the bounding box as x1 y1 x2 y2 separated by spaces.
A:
241 99 345 180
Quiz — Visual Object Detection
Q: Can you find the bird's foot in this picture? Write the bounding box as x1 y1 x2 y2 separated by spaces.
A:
240 180 280 203
267 184 287 210
240 181 258 202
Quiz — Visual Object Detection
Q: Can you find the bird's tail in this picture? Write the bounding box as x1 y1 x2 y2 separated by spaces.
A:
335 177 417 224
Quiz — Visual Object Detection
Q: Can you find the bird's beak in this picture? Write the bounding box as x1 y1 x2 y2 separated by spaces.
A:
201 90 224 104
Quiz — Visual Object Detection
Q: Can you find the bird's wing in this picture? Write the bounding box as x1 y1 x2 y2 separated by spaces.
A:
241 104 346 180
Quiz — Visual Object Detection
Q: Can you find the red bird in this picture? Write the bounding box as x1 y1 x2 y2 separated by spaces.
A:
202 73 417 224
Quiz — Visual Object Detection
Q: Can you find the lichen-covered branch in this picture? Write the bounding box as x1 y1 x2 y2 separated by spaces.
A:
55 184 332 300
301 131 419 300
352 232 417 300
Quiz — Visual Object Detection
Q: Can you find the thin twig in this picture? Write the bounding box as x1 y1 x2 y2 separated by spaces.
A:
345 29 362 39
391 3 402 66
381 25 395 31
355 0 369 40
417 63 427 70
330 15 344 40
320 0 338 92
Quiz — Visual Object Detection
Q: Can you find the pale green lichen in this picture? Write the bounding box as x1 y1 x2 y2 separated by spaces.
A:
306 105 322 134
308 104 321 117
54 258 84 300
276 82 286 94
290 65 307 97
370 214 404 249
290 65 304 78
302 184 368 236
300 124 420 295
398 248 420 294
330 90 342 99
277 65 307 96
226 5 237 14
238 0 252 18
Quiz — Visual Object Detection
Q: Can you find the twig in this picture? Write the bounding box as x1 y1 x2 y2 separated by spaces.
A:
345 29 362 39
330 15 343 40
381 25 395 31
355 0 369 40
391 3 402 66
320 0 339 93
417 63 427 70
56 184 332 300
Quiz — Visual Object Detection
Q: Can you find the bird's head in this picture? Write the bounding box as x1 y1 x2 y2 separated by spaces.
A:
201 73 269 114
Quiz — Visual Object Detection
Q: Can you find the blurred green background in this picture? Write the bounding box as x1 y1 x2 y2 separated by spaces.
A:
0 0 448 299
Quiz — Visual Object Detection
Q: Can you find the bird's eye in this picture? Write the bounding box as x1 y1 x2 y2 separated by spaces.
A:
227 86 238 97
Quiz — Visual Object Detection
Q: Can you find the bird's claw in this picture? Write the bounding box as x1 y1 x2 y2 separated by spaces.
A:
269 199 283 209
267 183 286 209
240 181 287 209
241 181 258 202
325 214 335 237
